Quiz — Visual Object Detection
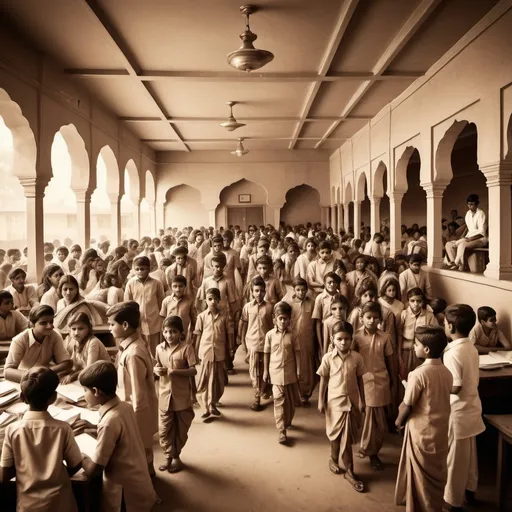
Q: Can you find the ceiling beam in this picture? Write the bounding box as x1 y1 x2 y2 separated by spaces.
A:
315 0 442 149
64 69 424 82
289 0 360 149
120 115 372 123
82 0 190 151
141 137 349 143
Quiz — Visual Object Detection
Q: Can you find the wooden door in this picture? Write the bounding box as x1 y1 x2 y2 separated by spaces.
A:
227 207 264 230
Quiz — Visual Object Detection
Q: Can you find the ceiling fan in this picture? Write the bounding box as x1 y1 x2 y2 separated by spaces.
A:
220 101 246 132
231 138 249 157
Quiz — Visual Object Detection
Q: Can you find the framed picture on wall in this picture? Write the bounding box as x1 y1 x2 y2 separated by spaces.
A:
238 194 251 203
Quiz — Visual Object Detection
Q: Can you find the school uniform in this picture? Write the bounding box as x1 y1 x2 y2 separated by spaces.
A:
5 328 71 373
322 315 347 353
241 299 274 398
66 335 110 369
222 247 243 299
395 359 453 512
165 257 198 297
40 287 60 313
264 327 301 431
263 275 284 306
194 309 233 409
0 309 28 339
197 274 236 315
295 253 316 281
352 328 394 456
160 294 198 342
150 268 168 293
317 349 366 470
378 297 404 323
306 258 335 297
155 340 197 459
469 322 510 348
443 338 485 508
6 284 39 312
124 275 165 355
117 333 159 464
398 268 432 306
92 396 157 512
1 410 83 512
312 290 338 323
345 269 378 305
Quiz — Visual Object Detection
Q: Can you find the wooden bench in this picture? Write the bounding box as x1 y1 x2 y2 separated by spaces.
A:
467 247 489 273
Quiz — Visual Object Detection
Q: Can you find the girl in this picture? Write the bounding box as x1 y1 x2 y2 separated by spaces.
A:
77 249 100 294
281 242 300 300
345 255 378 306
109 259 131 289
61 311 110 384
333 260 350 300
4 304 72 382
105 245 128 272
378 258 399 290
39 264 65 311
86 272 124 305
296 238 317 281
378 277 404 322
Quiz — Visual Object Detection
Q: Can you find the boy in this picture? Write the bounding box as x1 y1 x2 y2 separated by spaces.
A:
154 316 197 473
352 301 394 470
469 306 511 353
202 235 224 280
53 245 70 273
318 321 366 492
80 361 158 511
443 304 485 511
399 254 432 306
256 255 283 306
0 290 28 339
263 301 301 444
395 326 453 512
160 275 198 343
166 246 198 298
1 367 83 512
246 239 270 284
194 288 233 419
6 267 39 314
151 257 172 293
124 255 165 355
322 295 349 355
307 240 335 297
240 276 274 411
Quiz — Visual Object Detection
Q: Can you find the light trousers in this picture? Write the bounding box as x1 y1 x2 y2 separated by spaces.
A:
445 238 487 266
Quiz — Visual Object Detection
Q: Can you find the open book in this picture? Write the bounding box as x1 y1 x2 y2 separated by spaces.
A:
75 433 98 459
0 381 20 398
56 382 85 403
479 351 512 370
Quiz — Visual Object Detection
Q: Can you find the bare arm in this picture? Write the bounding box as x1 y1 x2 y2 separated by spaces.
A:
4 367 26 383
315 320 323 356
81 456 104 479
240 320 248 352
395 402 412 429
318 376 327 414
357 374 366 412
263 352 270 382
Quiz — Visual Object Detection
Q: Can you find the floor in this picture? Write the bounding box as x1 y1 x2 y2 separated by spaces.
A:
150 352 501 512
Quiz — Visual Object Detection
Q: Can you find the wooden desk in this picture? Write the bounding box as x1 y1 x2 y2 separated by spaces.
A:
485 415 512 511
479 367 512 414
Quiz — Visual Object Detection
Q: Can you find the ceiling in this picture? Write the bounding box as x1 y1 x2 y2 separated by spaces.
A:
2 0 500 153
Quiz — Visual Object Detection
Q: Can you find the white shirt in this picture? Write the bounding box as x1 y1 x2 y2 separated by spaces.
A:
465 208 487 238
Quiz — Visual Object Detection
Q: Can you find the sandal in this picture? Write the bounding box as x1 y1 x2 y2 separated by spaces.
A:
370 455 384 471
329 459 341 475
251 402 263 411
158 459 171 472
344 471 364 492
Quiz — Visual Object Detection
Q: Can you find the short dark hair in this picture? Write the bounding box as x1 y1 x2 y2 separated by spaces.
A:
20 367 59 409
409 254 423 265
331 294 349 310
171 275 187 287
332 320 353 337
477 306 497 322
415 326 448 358
251 276 266 289
430 297 447 316
292 278 308 289
162 315 184 333
56 246 69 256
0 290 13 304
467 194 479 204
106 301 140 329
172 246 188 256
274 301 292 317
318 240 332 252
324 271 341 285
133 256 150 267
407 287 426 303
256 255 272 267
444 304 476 336
211 254 227 266
205 287 221 300
360 301 381 319
79 361 117 395
29 304 55 325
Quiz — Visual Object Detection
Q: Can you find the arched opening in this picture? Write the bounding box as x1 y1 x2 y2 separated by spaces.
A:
121 160 139 240
90 152 111 242
140 171 156 237
401 149 425 227
360 176 370 229
165 184 208 229
507 114 512 161
374 162 390 231
0 115 26 250
280 184 320 227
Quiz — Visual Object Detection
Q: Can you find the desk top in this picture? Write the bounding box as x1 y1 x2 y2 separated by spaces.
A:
479 366 512 380
485 414 512 439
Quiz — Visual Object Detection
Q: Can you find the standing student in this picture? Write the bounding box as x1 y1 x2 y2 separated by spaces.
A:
307 240 335 297
0 367 83 512
378 276 404 322
107 301 158 476
263 301 301 444
318 321 367 493
352 301 394 470
154 316 197 473
345 255 378 306
124 255 165 355
322 295 349 355
296 237 317 280
399 254 432 306
443 304 485 511
166 246 198 298
80 361 158 512
395 326 453 512
239 276 274 411
255 255 284 306
0 290 28 339
6 267 38 315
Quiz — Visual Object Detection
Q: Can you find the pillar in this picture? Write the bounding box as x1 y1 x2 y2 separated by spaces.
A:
370 197 381 237
208 209 216 229
353 200 361 239
343 202 350 233
482 162 512 280
330 206 336 231
422 182 447 268
148 201 156 236
132 199 141 240
389 191 405 256
74 189 92 250
19 177 47 283
108 193 121 246
338 203 344 234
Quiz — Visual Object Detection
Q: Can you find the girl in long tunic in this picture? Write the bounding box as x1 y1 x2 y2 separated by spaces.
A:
39 264 64 311
345 255 378 307
296 238 317 281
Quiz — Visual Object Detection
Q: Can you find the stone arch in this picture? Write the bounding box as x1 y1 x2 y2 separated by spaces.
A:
395 146 418 192
165 184 208 229
401 148 426 227
505 114 512 161
355 170 368 202
58 124 91 191
435 120 471 184
99 145 120 196
344 180 353 204
144 170 156 203
373 161 387 198
124 159 140 203
280 184 321 226
331 185 337 206
218 178 269 205
90 147 114 241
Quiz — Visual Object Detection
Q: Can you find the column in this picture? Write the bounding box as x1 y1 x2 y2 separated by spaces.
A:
19 177 47 283
353 200 361 239
389 191 405 256
132 199 141 240
370 197 381 237
108 193 121 246
482 162 512 280
330 206 336 231
338 203 344 234
74 189 92 250
148 201 156 236
422 183 447 268
208 209 216 229
343 202 350 233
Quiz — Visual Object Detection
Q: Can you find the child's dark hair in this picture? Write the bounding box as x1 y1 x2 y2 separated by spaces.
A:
331 294 349 310
324 271 342 286
100 272 118 289
305 237 317 248
0 290 13 304
173 246 188 256
415 325 448 358
40 263 63 292
383 258 397 273
360 300 382 319
211 254 227 266
29 304 54 325
162 315 184 333
292 277 308 289
133 256 150 268
379 277 401 301
20 367 59 409
58 275 80 301
355 279 378 304
332 320 353 337
160 257 172 267
56 245 69 256
444 304 476 337
354 254 367 268
106 301 140 329
409 254 423 265
171 275 187 287
251 276 266 289
407 287 426 305
79 361 118 396
274 301 292 317
256 255 272 267
206 287 221 300
318 240 332 252
8 267 26 280
477 306 497 322
430 297 447 316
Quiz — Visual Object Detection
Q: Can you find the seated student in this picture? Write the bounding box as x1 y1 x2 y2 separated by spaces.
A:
0 367 83 512
5 305 72 383
53 245 70 273
39 264 65 311
79 361 159 511
6 268 38 315
394 326 453 512
61 311 110 384
86 272 124 306
406 228 428 260
469 306 511 353
0 290 28 339
399 253 432 306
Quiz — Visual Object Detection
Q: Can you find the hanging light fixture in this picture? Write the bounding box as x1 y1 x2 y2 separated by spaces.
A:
231 138 249 157
220 101 246 132
227 5 274 72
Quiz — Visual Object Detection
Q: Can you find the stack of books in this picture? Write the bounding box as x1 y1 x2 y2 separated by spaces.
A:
479 351 512 370
0 381 20 408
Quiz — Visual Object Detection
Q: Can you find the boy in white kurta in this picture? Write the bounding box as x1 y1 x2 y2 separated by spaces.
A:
398 254 432 306
395 326 453 512
0 290 28 339
306 241 335 297
318 320 367 492
6 267 38 315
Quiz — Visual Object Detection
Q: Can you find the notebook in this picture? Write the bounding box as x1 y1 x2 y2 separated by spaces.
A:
0 381 19 397
48 405 81 425
479 352 512 370
75 433 98 459
56 382 85 403
0 390 20 408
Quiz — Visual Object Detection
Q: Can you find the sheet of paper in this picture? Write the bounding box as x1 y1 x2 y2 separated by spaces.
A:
0 390 20 407
479 354 501 366
489 351 512 363
0 381 18 397
78 407 100 426
0 412 12 426
48 405 81 425
56 382 85 403
6 401 28 414
75 433 98 459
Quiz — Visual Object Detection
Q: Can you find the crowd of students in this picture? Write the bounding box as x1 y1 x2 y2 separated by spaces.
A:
0 218 509 512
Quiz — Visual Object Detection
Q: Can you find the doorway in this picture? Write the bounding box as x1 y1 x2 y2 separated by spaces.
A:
227 207 264 230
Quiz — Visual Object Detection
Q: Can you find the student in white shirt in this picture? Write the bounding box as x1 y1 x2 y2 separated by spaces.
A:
445 194 487 271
